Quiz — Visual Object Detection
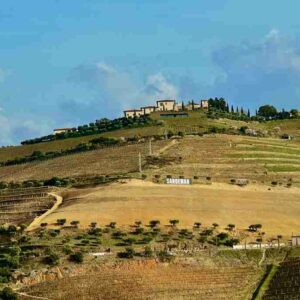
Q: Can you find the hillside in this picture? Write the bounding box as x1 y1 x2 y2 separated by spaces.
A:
1 111 299 164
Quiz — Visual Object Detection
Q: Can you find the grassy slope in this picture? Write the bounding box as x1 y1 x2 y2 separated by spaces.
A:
0 110 299 162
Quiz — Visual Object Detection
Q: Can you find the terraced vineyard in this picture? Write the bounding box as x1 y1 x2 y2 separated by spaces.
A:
19 262 262 300
0 140 170 182
0 187 56 225
263 258 300 299
158 135 300 185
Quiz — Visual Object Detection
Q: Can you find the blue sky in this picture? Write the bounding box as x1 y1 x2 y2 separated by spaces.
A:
1 0 300 145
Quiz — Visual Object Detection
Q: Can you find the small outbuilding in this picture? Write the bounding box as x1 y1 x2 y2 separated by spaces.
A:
292 235 300 246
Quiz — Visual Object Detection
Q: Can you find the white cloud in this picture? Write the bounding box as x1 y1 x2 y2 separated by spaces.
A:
69 62 179 112
144 73 178 100
208 29 300 108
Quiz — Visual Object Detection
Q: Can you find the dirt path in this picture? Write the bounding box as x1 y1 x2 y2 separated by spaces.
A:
26 193 63 231
157 139 177 154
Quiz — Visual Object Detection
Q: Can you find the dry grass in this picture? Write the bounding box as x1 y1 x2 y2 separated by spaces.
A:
41 180 300 237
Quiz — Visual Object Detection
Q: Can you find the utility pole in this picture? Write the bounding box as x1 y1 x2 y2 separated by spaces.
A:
149 139 152 156
138 152 142 173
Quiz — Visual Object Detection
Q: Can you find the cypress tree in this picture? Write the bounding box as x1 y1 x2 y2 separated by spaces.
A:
247 109 250 118
231 105 234 114
182 101 185 111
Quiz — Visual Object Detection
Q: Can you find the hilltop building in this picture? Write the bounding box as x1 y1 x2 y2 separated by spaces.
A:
123 99 209 118
123 109 144 118
200 100 209 109
156 100 176 111
141 106 156 115
54 128 73 135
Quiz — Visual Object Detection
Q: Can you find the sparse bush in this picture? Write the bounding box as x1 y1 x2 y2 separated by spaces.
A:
157 250 174 262
63 244 72 255
0 287 18 300
43 250 59 266
70 220 80 228
69 251 84 263
123 237 136 246
143 246 153 257
89 222 97 228
193 222 201 229
56 219 67 226
227 224 235 231
248 224 262 232
108 222 117 229
117 247 135 259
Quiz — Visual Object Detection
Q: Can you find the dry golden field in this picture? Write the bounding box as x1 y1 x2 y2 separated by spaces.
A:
41 180 300 237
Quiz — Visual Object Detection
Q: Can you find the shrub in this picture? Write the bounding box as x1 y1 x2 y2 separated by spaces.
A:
212 223 219 229
157 250 174 262
224 238 240 247
108 222 117 229
117 247 135 259
63 245 72 255
227 224 235 231
69 251 84 263
56 219 67 226
123 237 136 246
0 287 18 300
193 222 201 229
70 220 80 228
248 224 262 232
143 246 153 258
43 250 59 265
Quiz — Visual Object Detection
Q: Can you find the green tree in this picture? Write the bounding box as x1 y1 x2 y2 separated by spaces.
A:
149 220 160 229
258 105 277 119
169 219 179 227
290 109 299 118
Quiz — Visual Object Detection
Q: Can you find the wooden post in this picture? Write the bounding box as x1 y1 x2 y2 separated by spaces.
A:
138 152 142 173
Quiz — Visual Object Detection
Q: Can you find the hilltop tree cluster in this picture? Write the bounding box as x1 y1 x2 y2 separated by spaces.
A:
21 116 159 145
206 98 299 122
